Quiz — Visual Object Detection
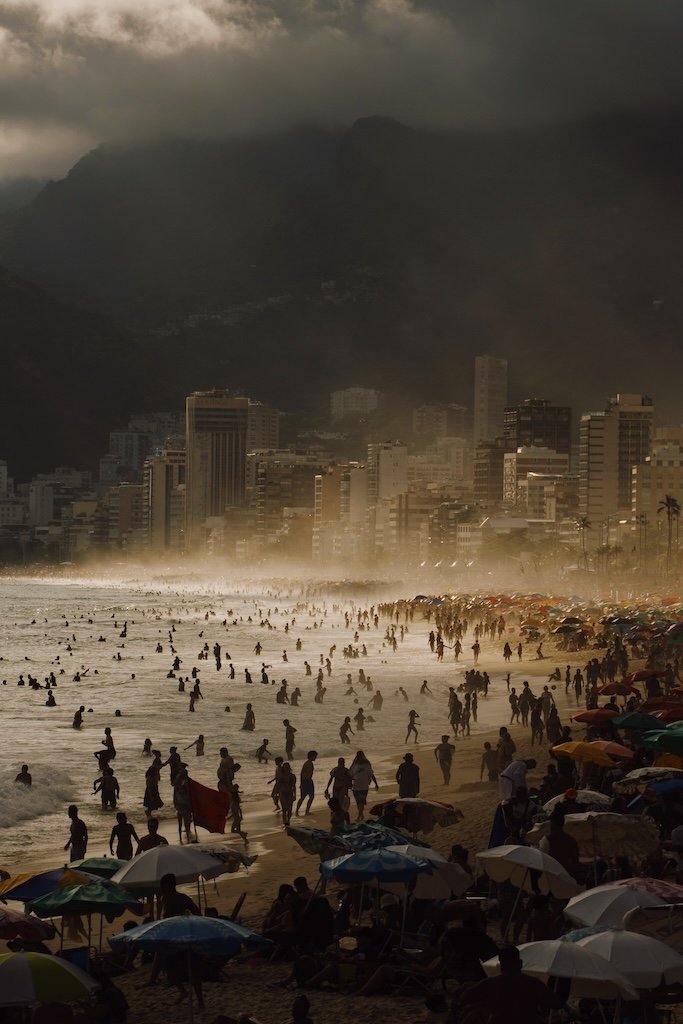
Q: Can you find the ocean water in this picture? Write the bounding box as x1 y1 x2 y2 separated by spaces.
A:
0 573 517 871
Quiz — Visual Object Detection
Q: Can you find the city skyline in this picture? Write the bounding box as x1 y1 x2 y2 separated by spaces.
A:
1 360 681 572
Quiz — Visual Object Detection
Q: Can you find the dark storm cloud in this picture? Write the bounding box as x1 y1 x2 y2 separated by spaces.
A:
0 0 682 177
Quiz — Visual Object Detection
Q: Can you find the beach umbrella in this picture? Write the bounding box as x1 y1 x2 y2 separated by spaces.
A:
527 812 660 862
320 848 430 884
589 740 634 760
27 881 144 921
551 742 615 767
541 790 610 815
0 952 99 1007
0 908 55 943
571 709 619 725
565 883 672 927
382 845 470 899
612 712 663 732
553 624 582 634
109 913 270 954
475 845 580 899
627 669 662 683
0 868 98 904
652 707 683 724
597 683 637 697
609 877 683 902
69 857 127 879
642 728 683 757
286 826 350 860
574 928 683 988
481 940 636 999
320 848 432 943
368 797 463 834
109 915 270 1023
623 905 683 951
343 822 429 849
613 766 683 793
110 845 229 889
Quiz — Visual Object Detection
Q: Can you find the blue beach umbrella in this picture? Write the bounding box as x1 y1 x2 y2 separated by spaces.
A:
109 913 270 955
320 848 430 883
110 915 270 1023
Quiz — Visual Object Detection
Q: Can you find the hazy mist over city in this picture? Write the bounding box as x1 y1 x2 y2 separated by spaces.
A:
0 1 681 587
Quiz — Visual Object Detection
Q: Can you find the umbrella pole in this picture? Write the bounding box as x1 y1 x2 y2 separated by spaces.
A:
87 915 92 968
99 914 103 953
357 883 364 926
502 870 526 944
400 888 408 947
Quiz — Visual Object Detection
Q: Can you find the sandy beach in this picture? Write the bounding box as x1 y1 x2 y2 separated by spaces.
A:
30 633 588 1024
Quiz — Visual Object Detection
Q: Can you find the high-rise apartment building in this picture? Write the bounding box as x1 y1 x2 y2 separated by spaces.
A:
473 355 508 446
473 438 507 505
413 404 467 441
503 447 570 507
503 398 572 455
247 402 280 451
366 442 408 505
579 393 654 525
143 449 186 551
185 392 250 549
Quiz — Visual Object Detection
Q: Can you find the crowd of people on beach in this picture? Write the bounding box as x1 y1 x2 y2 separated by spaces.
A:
4 589 683 1024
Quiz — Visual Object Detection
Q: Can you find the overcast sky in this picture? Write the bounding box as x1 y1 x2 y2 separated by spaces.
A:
1 0 681 179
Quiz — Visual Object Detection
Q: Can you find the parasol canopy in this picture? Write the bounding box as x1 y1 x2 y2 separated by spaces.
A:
0 952 99 1007
527 812 660 862
476 845 580 899
27 881 143 921
0 868 99 904
369 797 463 834
481 940 636 999
541 790 610 815
320 849 430 884
613 766 683 793
565 882 674 927
111 845 230 889
109 913 270 955
551 742 615 767
572 929 683 988
0 908 55 943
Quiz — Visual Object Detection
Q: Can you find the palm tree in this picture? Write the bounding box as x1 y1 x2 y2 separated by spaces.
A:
575 516 591 567
658 494 681 572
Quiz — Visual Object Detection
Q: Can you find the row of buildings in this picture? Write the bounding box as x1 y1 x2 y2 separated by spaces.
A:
1 358 681 568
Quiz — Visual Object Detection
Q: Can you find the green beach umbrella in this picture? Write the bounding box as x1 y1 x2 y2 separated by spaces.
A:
69 857 127 879
27 881 143 921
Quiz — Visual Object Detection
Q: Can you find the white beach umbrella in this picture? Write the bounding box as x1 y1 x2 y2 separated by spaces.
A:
482 940 637 999
565 882 668 927
526 812 660 861
381 844 470 899
111 845 228 889
476 845 581 898
575 928 683 989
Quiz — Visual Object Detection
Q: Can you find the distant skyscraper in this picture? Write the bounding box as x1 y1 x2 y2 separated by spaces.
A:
143 449 186 551
185 391 250 549
413 404 467 440
579 393 654 525
473 356 508 446
366 441 408 505
503 398 572 455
